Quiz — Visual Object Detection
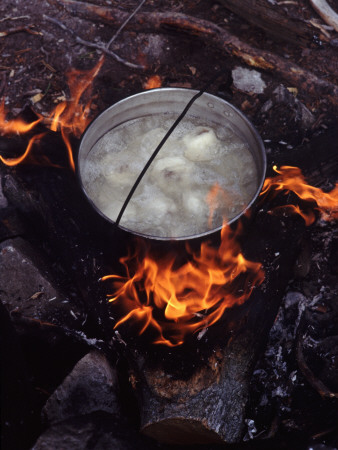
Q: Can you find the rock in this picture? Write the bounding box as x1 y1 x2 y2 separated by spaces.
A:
272 85 315 129
32 413 158 450
232 66 266 94
43 351 119 424
0 237 84 327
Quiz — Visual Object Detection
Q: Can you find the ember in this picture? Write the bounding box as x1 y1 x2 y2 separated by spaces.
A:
143 75 162 89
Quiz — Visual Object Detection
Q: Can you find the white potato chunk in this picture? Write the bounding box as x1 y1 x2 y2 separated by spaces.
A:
150 156 194 194
183 126 219 161
182 190 208 216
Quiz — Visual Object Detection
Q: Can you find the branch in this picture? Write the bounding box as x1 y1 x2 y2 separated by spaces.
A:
54 0 338 107
43 15 145 70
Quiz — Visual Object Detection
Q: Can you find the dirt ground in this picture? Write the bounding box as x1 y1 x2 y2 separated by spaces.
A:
1 0 337 146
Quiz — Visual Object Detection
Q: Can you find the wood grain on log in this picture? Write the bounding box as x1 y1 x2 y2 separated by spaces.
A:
54 0 338 108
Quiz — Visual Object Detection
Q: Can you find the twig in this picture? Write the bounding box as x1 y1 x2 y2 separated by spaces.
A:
106 0 147 49
0 15 30 23
43 15 145 69
0 25 42 37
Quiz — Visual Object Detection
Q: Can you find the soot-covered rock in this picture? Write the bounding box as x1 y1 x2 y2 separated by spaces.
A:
32 413 158 450
43 350 119 424
0 237 84 327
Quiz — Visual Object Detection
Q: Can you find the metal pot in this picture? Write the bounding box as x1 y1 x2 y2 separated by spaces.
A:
76 88 266 242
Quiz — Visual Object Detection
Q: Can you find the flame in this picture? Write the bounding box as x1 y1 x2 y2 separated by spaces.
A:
103 166 338 346
143 75 162 90
0 56 104 169
262 165 338 223
45 56 104 170
0 133 46 166
0 101 42 136
103 222 264 346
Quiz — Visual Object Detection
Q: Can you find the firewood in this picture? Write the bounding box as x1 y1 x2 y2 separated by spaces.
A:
120 206 306 444
53 0 338 107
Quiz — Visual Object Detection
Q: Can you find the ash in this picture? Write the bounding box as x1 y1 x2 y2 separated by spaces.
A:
247 216 338 448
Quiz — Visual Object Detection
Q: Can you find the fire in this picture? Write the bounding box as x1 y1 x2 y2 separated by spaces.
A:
0 133 46 167
0 56 104 169
103 165 338 346
2 60 336 347
0 101 42 135
262 165 338 223
102 222 264 347
46 56 104 170
143 75 162 90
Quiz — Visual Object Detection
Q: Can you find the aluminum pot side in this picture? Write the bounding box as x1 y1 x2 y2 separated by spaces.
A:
76 88 266 242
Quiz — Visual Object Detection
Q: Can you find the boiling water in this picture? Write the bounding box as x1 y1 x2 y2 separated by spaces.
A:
82 113 258 238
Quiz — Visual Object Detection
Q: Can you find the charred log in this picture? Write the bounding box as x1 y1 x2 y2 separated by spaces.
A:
118 204 305 444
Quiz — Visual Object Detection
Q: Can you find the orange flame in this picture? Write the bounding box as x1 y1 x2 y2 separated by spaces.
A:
262 165 338 223
102 222 264 346
45 56 104 170
143 75 162 90
0 101 42 136
0 133 46 166
0 57 104 169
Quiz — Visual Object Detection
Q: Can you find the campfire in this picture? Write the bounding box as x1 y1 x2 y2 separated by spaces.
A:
1 0 337 449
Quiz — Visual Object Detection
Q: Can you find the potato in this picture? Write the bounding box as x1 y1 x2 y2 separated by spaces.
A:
183 126 219 161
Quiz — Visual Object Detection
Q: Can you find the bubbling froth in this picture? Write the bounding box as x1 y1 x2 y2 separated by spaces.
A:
82 113 259 238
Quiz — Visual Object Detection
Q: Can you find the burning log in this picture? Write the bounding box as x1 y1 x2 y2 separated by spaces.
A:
113 206 306 444
54 0 338 107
